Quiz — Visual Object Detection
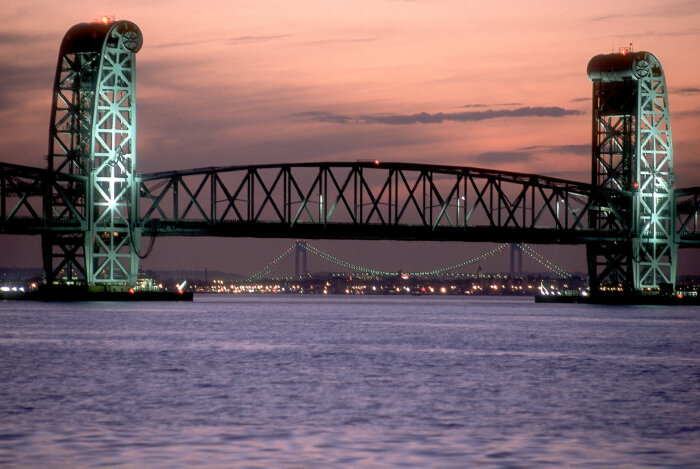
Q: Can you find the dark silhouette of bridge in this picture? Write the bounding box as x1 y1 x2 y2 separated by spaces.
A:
1 20 699 296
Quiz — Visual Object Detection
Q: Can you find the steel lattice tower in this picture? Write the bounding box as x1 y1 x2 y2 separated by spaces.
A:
44 20 143 288
587 51 676 292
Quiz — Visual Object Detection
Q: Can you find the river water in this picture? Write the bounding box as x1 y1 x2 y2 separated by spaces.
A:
0 295 699 467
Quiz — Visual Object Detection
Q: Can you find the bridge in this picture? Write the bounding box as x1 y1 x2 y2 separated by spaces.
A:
1 19 699 296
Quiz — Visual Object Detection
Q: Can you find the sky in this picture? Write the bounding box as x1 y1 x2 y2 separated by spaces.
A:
1 0 700 277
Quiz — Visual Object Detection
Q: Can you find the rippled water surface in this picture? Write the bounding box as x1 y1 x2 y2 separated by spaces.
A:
1 296 699 467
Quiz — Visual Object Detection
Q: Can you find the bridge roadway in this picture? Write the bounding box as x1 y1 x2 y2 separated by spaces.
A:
2 160 700 245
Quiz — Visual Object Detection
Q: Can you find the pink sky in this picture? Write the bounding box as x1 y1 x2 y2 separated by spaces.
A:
1 0 700 276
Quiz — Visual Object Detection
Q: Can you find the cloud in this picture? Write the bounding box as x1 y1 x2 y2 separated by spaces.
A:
472 151 534 165
151 38 221 49
0 63 53 107
470 144 589 166
152 34 291 49
591 0 700 21
291 111 353 124
674 87 700 95
295 106 583 125
229 34 292 44
458 102 521 108
0 31 54 47
520 144 590 156
675 109 700 118
307 36 381 45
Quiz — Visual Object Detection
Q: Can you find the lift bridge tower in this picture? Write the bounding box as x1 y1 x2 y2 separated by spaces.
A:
587 50 676 292
43 19 143 289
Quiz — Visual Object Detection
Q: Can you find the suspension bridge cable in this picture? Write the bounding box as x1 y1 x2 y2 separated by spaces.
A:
518 243 571 278
245 242 297 281
244 241 572 281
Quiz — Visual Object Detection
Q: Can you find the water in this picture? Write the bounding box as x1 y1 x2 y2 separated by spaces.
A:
1 296 699 468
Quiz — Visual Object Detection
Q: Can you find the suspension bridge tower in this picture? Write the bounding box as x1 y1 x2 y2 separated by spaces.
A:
43 19 143 289
295 241 308 278
587 50 676 292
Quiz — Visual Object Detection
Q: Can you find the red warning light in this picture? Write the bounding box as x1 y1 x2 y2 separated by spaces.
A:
633 182 639 189
128 288 135 294
374 160 380 165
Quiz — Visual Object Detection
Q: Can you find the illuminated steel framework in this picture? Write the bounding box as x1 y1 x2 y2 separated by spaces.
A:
3 21 700 295
587 51 676 291
44 20 143 287
137 162 628 244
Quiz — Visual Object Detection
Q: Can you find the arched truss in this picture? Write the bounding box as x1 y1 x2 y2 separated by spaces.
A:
587 51 676 291
44 20 142 287
137 162 629 244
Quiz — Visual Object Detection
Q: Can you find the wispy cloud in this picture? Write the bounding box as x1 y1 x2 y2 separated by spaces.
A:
229 34 292 44
470 144 588 165
308 36 381 45
674 87 700 95
0 63 52 107
153 34 291 49
675 109 700 118
472 151 534 165
591 0 700 21
520 144 589 156
457 102 522 109
152 38 222 49
0 31 53 47
295 106 583 125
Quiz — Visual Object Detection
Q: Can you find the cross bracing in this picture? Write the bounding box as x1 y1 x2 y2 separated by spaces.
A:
4 161 700 243
137 162 629 245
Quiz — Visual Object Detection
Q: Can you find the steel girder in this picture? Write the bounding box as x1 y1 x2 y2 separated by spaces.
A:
44 20 142 288
587 51 676 291
138 162 628 243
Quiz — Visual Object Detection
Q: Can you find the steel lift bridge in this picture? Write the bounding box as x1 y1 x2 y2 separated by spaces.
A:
1 20 699 295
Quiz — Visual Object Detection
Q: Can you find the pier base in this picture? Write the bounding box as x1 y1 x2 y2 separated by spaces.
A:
3 285 193 302
535 292 699 305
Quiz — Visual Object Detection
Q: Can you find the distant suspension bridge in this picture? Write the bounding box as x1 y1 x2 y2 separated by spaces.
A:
245 241 571 282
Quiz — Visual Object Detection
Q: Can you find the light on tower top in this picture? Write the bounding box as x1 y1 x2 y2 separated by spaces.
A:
95 15 115 24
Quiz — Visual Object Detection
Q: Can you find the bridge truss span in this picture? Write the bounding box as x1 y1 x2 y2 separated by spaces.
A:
675 186 700 244
138 162 628 244
0 162 85 234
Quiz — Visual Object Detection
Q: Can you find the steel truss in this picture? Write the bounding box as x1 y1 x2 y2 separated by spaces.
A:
44 20 142 287
138 162 628 243
587 51 676 291
675 186 700 244
1 163 84 234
